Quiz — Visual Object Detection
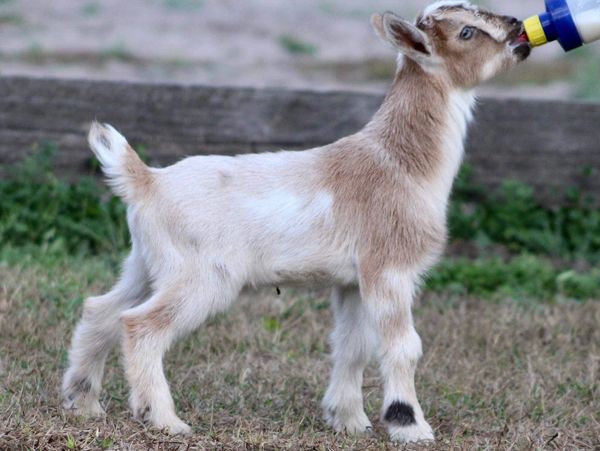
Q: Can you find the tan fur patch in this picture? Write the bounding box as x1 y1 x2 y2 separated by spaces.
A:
125 145 154 201
122 302 172 347
377 303 411 342
320 60 448 296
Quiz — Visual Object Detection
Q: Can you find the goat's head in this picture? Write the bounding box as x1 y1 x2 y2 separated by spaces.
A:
371 1 530 88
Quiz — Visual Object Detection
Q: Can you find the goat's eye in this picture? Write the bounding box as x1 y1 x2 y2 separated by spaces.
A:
459 26 475 40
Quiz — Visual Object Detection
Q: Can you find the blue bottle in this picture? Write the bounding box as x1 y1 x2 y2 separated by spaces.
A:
523 0 600 51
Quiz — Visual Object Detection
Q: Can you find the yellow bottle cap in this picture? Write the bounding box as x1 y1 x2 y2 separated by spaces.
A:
524 15 548 47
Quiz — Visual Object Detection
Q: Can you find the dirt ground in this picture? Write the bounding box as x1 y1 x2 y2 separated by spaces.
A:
0 255 598 450
0 0 585 98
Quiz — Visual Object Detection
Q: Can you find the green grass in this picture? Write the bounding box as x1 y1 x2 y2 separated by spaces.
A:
0 144 128 254
1 147 599 449
80 2 101 17
562 46 600 101
278 34 319 56
0 248 598 449
162 0 204 12
450 165 600 262
100 43 136 63
428 254 600 301
574 57 600 101
0 12 23 25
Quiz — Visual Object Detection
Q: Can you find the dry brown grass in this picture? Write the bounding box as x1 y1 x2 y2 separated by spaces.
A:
0 256 599 450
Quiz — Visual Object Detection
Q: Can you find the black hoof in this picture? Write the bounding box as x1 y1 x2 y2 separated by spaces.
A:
136 405 151 423
65 377 92 401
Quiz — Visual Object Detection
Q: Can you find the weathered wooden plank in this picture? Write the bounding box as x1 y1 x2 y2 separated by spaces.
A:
1 76 600 203
467 97 600 201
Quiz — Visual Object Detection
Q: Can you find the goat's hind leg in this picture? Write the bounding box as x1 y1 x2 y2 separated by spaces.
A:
62 250 150 416
121 269 240 435
322 286 378 435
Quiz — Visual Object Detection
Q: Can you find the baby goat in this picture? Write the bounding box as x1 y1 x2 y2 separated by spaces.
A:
62 0 530 443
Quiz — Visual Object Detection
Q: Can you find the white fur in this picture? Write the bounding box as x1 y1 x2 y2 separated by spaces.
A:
65 97 473 441
429 90 475 211
66 106 473 440
423 0 508 42
423 0 475 17
322 287 378 434
88 123 137 200
62 1 524 444
480 53 505 81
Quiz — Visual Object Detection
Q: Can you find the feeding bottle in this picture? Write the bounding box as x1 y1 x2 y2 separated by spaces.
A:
522 0 600 51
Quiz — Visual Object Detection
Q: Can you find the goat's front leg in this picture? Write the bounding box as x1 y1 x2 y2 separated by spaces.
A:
322 286 378 435
361 269 434 444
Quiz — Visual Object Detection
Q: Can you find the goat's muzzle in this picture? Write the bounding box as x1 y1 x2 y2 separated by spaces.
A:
513 43 531 60
509 23 532 61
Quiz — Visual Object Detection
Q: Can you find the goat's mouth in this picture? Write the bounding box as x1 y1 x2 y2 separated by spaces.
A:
508 26 531 61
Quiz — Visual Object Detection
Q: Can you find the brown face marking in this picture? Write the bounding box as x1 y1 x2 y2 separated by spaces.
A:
416 5 526 87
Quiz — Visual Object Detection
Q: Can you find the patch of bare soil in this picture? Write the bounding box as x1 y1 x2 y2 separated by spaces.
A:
0 0 582 98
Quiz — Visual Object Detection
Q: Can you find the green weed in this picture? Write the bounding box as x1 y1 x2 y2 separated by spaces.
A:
426 254 600 300
0 13 23 25
101 43 134 62
24 42 44 63
0 143 128 254
449 165 600 262
81 2 101 17
278 35 318 56
564 46 600 101
163 0 204 12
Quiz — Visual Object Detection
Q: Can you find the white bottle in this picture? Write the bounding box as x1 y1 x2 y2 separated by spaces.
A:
569 0 600 43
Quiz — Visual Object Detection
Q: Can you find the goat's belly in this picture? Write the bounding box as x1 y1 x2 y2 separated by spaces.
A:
249 251 358 289
272 265 357 288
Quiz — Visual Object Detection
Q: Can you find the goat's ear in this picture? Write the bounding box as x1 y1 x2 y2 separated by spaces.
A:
372 12 432 62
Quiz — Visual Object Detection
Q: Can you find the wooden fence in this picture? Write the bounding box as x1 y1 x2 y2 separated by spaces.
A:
1 76 600 204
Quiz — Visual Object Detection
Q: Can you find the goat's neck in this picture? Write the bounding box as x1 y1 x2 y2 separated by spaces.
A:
366 59 475 200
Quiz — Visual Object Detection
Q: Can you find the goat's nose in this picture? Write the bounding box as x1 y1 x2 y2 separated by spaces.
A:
501 15 519 26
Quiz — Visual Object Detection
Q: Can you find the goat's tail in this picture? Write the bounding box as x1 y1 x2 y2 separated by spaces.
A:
88 122 153 203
